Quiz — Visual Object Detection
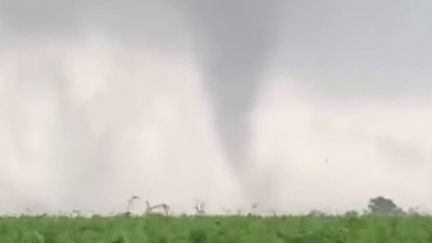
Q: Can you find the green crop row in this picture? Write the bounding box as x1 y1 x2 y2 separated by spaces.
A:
0 215 430 243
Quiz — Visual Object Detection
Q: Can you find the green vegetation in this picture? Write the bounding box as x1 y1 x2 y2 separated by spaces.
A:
0 214 431 242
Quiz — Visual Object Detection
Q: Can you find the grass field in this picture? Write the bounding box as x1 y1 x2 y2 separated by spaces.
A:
0 214 431 242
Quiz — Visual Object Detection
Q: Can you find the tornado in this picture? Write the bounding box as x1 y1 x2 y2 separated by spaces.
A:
188 0 281 166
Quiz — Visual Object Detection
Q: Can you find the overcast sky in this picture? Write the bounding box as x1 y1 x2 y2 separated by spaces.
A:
0 0 432 214
2 0 432 93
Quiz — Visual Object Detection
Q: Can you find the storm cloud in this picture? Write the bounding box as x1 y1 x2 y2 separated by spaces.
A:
0 0 432 214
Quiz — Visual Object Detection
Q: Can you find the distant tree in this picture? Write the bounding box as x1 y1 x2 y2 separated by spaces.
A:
344 210 360 217
368 196 404 215
308 209 326 217
407 207 422 216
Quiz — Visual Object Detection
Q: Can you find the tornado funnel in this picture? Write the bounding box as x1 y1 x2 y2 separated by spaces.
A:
188 0 281 164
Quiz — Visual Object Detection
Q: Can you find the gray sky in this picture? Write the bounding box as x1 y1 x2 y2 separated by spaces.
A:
0 0 432 214
2 0 432 94
274 0 432 97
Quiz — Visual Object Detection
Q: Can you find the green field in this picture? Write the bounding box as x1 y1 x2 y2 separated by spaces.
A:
0 214 431 242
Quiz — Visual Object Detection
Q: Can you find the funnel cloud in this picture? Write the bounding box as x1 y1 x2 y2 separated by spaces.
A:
187 0 282 165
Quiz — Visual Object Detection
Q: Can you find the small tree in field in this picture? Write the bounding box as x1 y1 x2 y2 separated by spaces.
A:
368 196 403 215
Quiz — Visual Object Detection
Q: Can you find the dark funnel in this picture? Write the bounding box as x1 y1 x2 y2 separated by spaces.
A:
187 0 281 165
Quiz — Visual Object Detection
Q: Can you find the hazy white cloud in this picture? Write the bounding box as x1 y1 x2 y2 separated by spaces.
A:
249 79 432 212
0 0 432 214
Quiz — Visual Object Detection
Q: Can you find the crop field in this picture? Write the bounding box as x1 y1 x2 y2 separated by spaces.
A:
0 214 431 243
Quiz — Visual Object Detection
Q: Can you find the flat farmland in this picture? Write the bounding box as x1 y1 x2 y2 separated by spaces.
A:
0 214 430 242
